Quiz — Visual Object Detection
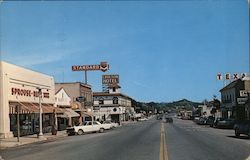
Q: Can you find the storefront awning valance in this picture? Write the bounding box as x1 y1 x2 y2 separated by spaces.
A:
82 112 94 117
9 102 64 114
57 109 80 118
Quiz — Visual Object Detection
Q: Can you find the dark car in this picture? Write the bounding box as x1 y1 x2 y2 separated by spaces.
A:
211 117 224 128
197 117 207 125
165 117 173 123
206 116 215 126
216 119 235 129
234 120 250 137
157 114 163 120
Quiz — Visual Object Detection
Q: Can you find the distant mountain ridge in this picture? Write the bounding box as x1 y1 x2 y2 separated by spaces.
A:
136 99 203 112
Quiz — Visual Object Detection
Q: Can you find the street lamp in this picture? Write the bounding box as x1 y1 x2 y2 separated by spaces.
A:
37 87 43 138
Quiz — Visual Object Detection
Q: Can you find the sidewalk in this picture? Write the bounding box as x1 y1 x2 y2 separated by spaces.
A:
0 131 67 149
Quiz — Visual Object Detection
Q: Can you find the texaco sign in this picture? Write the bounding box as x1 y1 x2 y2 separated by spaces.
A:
72 62 109 72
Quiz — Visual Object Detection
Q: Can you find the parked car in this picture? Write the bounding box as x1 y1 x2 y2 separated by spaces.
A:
206 116 215 127
193 117 200 123
216 119 235 129
103 121 119 129
66 121 105 136
234 120 250 137
138 117 148 121
211 117 224 128
165 117 173 123
197 117 207 125
156 114 163 120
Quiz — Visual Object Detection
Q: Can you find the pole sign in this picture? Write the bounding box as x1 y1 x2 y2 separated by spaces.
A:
102 74 119 85
72 62 109 72
217 73 247 81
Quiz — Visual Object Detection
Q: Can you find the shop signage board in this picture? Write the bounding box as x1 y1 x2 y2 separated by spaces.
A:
240 90 250 97
72 62 109 72
237 97 248 104
76 96 85 102
102 74 119 85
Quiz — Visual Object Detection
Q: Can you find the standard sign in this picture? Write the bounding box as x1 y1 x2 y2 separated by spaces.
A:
237 97 248 104
102 74 119 85
72 62 109 72
240 90 250 97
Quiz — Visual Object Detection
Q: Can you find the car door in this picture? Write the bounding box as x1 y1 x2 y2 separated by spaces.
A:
92 122 100 131
84 122 93 133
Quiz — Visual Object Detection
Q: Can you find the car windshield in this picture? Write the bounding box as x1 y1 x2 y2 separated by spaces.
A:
0 1 249 160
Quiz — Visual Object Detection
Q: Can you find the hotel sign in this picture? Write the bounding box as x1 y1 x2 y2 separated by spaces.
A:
72 62 109 72
102 74 119 85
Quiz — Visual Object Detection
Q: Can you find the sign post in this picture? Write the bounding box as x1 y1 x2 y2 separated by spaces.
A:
16 105 20 142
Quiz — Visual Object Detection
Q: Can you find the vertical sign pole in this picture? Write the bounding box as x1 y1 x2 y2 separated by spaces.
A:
17 105 20 142
84 70 87 84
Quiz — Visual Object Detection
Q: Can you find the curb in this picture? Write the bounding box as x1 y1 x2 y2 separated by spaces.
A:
0 134 67 150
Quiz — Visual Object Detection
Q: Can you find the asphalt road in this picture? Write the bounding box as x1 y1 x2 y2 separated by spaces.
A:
0 117 249 160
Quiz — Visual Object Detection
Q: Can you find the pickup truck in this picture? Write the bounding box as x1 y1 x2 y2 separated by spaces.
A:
66 121 105 135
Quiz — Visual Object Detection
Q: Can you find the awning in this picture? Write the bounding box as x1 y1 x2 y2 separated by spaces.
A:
9 102 64 114
57 109 80 118
82 112 94 117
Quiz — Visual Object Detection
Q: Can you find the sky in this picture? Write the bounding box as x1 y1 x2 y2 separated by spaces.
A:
0 0 249 103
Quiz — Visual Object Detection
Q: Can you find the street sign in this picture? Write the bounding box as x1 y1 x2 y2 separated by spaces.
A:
240 90 250 97
76 96 85 103
237 97 248 104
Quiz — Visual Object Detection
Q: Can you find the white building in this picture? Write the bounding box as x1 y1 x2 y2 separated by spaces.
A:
93 87 135 123
55 88 79 129
0 61 61 138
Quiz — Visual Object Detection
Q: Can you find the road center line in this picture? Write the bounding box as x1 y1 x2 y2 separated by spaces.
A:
160 123 169 160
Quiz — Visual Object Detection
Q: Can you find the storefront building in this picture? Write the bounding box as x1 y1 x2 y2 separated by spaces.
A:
55 82 93 124
220 77 250 120
0 61 61 138
55 87 79 130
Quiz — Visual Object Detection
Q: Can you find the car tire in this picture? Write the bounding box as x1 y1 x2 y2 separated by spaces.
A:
77 129 84 135
235 129 240 137
99 128 104 133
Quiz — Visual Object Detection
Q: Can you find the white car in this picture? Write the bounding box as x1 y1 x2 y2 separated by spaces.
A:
66 121 105 135
103 121 119 128
138 118 148 121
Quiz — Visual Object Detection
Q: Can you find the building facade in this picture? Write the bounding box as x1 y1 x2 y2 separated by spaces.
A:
93 88 135 124
220 77 250 120
55 88 79 130
55 82 93 124
0 61 61 138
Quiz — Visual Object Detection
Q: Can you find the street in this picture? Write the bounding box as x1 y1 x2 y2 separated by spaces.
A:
0 118 249 160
